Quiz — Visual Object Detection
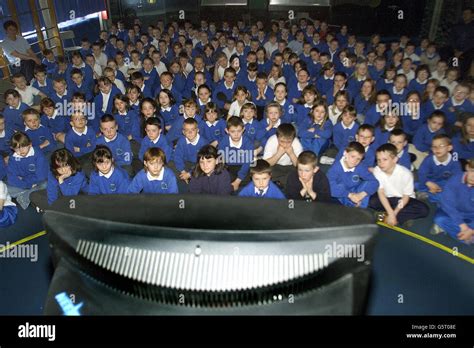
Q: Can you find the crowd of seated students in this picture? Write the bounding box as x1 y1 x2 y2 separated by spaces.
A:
0 15 473 245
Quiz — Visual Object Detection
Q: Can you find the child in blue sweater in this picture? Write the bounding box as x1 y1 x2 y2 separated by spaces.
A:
332 105 359 151
40 98 69 144
167 98 205 145
432 159 474 244
259 102 286 147
218 116 255 192
202 102 226 146
23 108 56 155
112 94 141 162
88 145 130 195
157 89 180 131
0 115 14 158
327 142 379 208
172 118 209 183
388 129 412 170
128 147 178 194
47 148 88 205
96 114 133 176
238 159 285 199
6 132 48 209
65 112 97 159
138 117 173 163
299 100 333 156
411 110 446 169
417 134 463 203
3 89 29 132
240 102 265 155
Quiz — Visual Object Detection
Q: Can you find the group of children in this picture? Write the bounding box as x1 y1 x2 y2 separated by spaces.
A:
0 16 473 245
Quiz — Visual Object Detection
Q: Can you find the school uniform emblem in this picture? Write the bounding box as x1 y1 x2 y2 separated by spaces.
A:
109 183 117 192
348 136 355 142
442 171 452 178
161 182 168 190
39 136 46 143
249 127 255 135
28 164 36 172
214 129 221 136
351 174 360 183
116 148 124 156
124 116 130 124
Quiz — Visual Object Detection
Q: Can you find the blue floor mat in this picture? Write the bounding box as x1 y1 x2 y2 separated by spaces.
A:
0 203 473 315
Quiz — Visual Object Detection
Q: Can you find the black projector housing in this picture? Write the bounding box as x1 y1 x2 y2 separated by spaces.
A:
42 194 377 315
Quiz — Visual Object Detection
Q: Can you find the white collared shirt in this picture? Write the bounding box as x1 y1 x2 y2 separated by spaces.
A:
161 106 172 112
104 134 118 143
342 121 356 130
147 167 164 181
186 134 200 146
72 126 88 136
243 118 253 125
340 157 355 172
433 153 452 166
13 146 35 159
101 91 111 113
206 120 218 127
392 87 405 95
267 118 281 128
99 166 114 179
230 136 242 148
254 186 269 196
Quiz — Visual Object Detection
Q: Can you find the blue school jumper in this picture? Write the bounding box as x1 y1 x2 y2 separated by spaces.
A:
64 126 97 157
335 143 377 168
184 70 213 94
451 134 474 160
408 78 428 94
243 119 266 143
212 81 236 110
153 84 183 104
166 115 206 145
141 68 159 91
96 133 133 167
172 134 209 172
4 103 29 131
88 166 130 195
390 87 408 106
47 171 88 205
401 108 427 137
32 78 55 98
294 104 313 128
327 158 379 208
0 128 14 155
25 125 56 154
446 98 474 123
93 86 122 120
286 81 306 104
238 181 286 199
238 75 257 96
417 154 463 203
41 58 57 75
373 126 397 149
218 135 254 181
159 105 180 128
41 111 69 135
364 104 384 126
202 119 226 144
258 119 284 147
434 172 474 242
354 95 371 116
128 167 178 194
421 101 455 126
50 91 71 108
113 110 141 143
332 121 359 151
412 123 445 152
68 81 93 102
138 134 173 162
299 120 333 155
66 63 94 87
376 79 394 92
252 87 275 109
347 77 367 99
397 147 412 170
308 61 323 82
7 147 48 189
368 66 385 82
